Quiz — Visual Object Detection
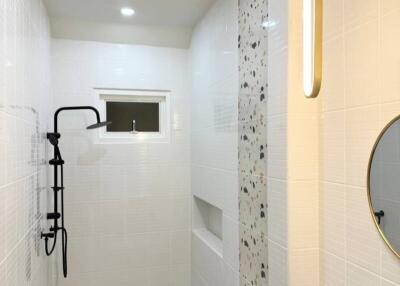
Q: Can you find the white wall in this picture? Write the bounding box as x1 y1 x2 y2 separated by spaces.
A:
0 0 50 285
190 0 239 285
49 39 191 286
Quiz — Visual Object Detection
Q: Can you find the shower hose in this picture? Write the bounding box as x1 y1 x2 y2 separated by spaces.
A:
43 147 68 278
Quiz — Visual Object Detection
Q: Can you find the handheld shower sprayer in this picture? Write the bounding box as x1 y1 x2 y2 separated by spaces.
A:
41 106 111 278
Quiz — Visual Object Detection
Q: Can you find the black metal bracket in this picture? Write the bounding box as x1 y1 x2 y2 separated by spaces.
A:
47 212 61 220
46 132 61 139
49 158 65 165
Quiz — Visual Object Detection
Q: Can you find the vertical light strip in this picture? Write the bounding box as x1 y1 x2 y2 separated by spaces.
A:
303 0 322 98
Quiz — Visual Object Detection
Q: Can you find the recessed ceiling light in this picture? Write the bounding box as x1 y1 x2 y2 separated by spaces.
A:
121 7 135 17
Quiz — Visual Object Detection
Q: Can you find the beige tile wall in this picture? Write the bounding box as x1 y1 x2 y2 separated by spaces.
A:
269 0 400 284
268 0 400 285
320 0 400 285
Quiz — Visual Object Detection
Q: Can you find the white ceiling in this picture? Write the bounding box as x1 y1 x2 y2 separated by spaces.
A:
43 0 216 28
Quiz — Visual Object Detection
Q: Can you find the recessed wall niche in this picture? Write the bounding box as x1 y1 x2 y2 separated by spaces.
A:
192 196 223 256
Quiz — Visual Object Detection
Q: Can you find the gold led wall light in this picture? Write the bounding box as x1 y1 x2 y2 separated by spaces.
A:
303 0 322 98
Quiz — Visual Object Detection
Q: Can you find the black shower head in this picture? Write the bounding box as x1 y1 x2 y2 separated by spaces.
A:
53 106 110 133
86 121 112 130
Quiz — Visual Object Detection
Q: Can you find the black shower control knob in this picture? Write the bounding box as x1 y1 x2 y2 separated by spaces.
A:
41 232 55 239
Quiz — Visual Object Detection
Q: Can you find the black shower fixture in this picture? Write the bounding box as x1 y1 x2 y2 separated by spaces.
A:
41 106 111 278
87 121 112 129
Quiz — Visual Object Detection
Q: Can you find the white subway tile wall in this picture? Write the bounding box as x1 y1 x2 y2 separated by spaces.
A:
267 0 289 280
0 0 50 285
48 40 191 286
190 0 240 285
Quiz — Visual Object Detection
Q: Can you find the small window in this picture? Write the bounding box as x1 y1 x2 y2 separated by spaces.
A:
95 88 170 144
106 102 160 132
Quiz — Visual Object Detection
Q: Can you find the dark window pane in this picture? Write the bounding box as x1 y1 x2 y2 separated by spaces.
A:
106 102 159 132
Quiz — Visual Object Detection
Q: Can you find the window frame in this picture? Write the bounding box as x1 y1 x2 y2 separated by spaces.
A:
94 88 170 144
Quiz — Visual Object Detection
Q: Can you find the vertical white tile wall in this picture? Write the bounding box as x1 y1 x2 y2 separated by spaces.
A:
267 0 289 283
320 1 400 285
48 39 191 286
190 0 240 285
0 0 50 285
267 0 320 284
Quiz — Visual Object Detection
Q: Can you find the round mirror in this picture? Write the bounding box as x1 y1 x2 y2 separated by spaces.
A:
368 115 400 258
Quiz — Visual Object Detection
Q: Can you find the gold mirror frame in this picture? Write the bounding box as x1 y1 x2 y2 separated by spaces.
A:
367 114 400 259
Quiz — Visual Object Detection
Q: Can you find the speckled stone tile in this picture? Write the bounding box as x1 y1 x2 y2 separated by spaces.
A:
238 0 268 285
239 172 267 232
240 224 268 286
239 94 267 178
239 0 268 95
239 93 267 123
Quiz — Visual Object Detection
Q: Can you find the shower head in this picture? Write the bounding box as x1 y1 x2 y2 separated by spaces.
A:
53 106 109 133
86 121 112 130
